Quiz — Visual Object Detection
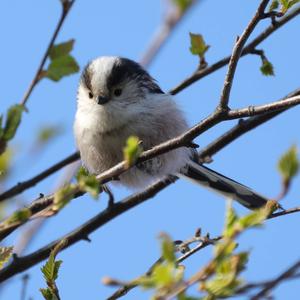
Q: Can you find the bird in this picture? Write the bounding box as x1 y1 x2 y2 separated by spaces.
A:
74 56 268 209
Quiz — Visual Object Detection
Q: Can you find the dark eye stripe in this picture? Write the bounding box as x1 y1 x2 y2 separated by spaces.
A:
107 58 164 94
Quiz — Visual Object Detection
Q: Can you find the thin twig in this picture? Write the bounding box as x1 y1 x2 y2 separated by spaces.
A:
20 0 76 106
218 0 271 109
0 176 175 283
170 6 300 95
107 234 221 300
0 181 300 284
226 95 300 119
250 259 300 299
199 88 300 161
0 152 79 203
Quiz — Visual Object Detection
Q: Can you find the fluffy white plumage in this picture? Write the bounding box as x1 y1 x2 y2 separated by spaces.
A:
74 56 191 187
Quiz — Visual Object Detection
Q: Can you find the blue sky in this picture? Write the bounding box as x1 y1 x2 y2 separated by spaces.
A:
1 0 300 299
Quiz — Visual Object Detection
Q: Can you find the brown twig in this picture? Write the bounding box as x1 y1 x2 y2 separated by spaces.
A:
0 176 175 283
170 6 300 95
20 0 76 107
199 88 300 161
250 259 300 299
0 178 299 285
0 152 79 203
218 0 271 110
107 233 221 300
226 95 300 119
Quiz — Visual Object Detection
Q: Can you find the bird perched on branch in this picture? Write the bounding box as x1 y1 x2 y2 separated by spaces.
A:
74 56 268 209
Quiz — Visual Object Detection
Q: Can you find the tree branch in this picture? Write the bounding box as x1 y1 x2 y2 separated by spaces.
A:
250 259 300 299
199 88 300 161
227 95 300 119
1 177 300 284
20 0 76 107
170 6 300 95
218 0 270 109
106 233 222 300
0 152 79 203
0 176 175 283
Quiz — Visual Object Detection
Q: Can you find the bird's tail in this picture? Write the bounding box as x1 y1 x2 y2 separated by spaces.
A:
179 161 268 209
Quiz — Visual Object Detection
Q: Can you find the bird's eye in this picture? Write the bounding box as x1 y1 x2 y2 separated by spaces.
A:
114 88 122 97
88 92 93 99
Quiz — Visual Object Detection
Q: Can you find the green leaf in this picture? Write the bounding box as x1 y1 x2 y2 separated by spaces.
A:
4 208 31 226
41 256 63 282
2 105 24 141
260 59 274 76
46 55 79 81
0 246 13 269
173 0 193 12
160 233 176 264
189 33 210 58
177 294 200 300
279 0 300 12
40 288 58 300
215 240 237 261
76 167 99 199
269 0 279 10
0 147 13 180
237 209 268 230
123 136 142 168
53 184 76 211
278 145 299 183
40 240 66 300
224 201 238 237
204 276 242 298
49 39 74 60
152 263 176 288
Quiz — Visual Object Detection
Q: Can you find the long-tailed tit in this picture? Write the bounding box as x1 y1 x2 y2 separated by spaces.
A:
74 56 267 209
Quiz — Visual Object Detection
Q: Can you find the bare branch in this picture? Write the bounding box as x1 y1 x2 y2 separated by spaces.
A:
199 88 300 161
0 176 175 283
250 259 300 299
170 6 300 95
0 175 300 284
227 95 300 119
107 233 221 300
218 0 271 109
20 0 76 107
0 152 79 203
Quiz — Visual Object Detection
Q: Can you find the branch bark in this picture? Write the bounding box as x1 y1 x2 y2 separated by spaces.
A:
218 0 271 109
170 6 300 95
20 0 76 106
199 88 300 161
0 152 79 203
250 259 300 299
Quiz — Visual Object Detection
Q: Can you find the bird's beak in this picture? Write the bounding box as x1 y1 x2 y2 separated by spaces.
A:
96 94 110 105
